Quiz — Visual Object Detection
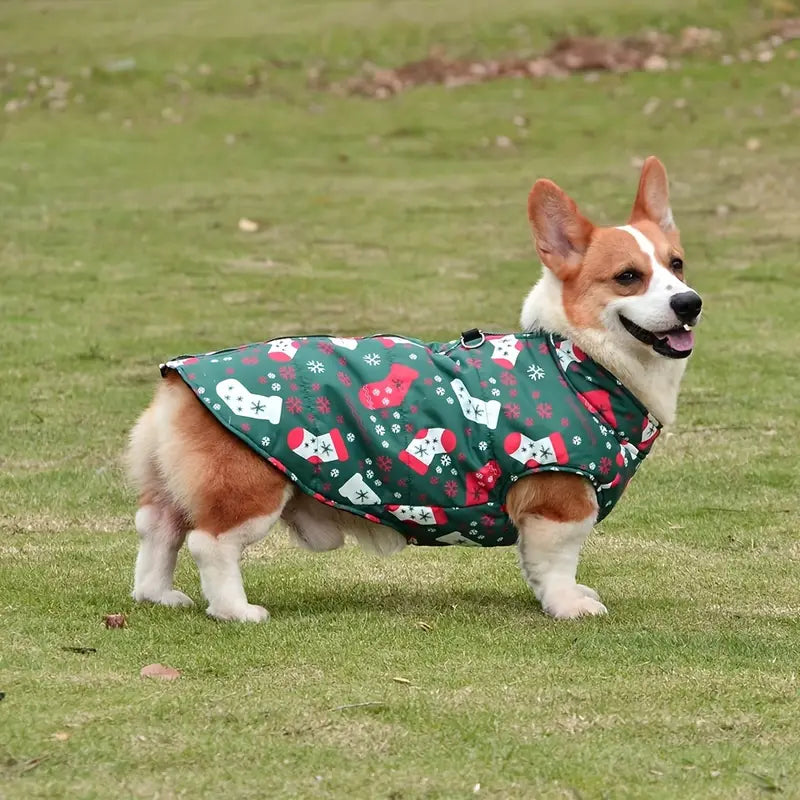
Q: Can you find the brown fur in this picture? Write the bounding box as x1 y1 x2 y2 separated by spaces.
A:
507 472 597 525
133 374 292 535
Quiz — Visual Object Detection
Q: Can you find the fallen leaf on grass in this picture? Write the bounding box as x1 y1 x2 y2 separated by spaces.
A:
140 663 181 681
51 732 70 742
238 217 259 233
392 676 414 685
61 646 97 654
103 613 127 628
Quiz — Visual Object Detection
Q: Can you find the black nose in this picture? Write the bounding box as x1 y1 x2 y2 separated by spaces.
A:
669 291 702 323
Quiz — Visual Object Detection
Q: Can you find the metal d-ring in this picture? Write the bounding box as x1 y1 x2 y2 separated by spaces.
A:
460 329 485 349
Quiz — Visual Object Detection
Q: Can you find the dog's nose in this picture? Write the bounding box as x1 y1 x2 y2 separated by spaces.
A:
669 291 702 323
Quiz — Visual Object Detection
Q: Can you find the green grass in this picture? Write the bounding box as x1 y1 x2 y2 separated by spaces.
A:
2 1 800 797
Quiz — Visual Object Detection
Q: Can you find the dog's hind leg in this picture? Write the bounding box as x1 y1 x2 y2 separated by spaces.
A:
127 405 193 607
133 499 193 607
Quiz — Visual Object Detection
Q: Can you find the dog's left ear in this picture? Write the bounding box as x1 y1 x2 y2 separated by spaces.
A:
629 156 676 233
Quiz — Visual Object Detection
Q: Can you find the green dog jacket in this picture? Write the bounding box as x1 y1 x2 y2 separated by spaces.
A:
163 331 660 546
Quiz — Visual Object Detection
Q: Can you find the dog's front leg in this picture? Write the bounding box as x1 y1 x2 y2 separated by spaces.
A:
516 513 607 619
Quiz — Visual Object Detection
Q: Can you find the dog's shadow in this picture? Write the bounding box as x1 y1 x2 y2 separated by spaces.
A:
262 582 535 619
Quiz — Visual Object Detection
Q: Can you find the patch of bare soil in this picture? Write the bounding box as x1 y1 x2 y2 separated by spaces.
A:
318 22 800 99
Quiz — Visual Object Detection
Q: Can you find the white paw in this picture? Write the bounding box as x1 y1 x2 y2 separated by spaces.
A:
132 588 195 607
207 603 270 623
543 590 607 620
575 584 600 602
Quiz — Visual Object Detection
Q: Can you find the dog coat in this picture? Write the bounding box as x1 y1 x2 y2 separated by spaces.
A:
162 330 661 546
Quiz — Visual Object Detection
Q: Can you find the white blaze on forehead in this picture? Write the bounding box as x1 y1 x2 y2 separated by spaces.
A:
615 225 661 270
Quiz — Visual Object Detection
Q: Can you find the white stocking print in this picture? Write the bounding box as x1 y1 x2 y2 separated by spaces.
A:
398 427 456 474
216 379 283 423
287 427 349 463
504 431 569 468
450 379 501 430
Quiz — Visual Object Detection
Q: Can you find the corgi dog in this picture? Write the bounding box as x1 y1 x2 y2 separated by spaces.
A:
125 156 701 622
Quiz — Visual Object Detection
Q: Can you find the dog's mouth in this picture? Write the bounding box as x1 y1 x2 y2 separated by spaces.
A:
619 315 695 359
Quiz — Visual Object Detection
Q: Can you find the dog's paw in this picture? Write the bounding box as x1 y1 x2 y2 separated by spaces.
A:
543 589 607 620
574 584 601 602
132 588 195 608
207 603 270 623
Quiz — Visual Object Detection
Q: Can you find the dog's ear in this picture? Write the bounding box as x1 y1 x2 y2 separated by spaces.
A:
528 179 595 281
629 156 676 233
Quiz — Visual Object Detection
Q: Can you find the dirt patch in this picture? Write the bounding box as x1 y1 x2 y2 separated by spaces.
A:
318 23 800 98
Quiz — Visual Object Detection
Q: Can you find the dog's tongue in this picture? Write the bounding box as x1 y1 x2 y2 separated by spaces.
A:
663 328 695 352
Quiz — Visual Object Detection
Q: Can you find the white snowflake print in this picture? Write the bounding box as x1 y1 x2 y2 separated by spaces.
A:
330 468 340 477
271 382 281 391
267 373 276 380
434 375 442 383
212 403 221 411
491 388 500 397
306 359 325 374
435 466 442 474
223 356 232 362
446 397 454 405
589 462 596 470
409 353 418 360
366 469 374 479
451 468 458 476
391 424 401 433
441 454 451 466
363 353 381 366
346 432 356 442
369 415 376 423
510 474 519 482
197 386 205 395
435 387 445 396
375 424 385 436
478 441 488 451
599 425 608 435
261 436 271 447
572 435 582 445
488 377 496 384
374 479 382 486
210 358 219 363
382 441 389 448
606 441 613 449
394 492 402 499
527 364 545 381
392 411 401 419
365 458 372 465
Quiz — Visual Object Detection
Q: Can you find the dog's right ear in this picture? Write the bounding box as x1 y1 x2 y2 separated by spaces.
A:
528 179 594 281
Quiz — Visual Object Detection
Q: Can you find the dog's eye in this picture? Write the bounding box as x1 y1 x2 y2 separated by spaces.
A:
670 257 684 272
615 269 642 286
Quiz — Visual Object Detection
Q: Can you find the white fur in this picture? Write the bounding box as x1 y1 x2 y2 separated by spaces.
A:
133 505 193 607
517 509 605 619
520 261 688 426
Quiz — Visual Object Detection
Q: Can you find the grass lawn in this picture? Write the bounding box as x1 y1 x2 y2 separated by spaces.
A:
1 1 799 797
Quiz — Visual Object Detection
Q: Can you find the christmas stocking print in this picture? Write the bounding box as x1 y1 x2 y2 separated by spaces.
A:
554 339 586 371
287 427 349 464
267 338 300 362
338 473 380 505
450 379 501 430
398 427 457 475
489 334 524 369
465 460 502 505
216 379 283 424
504 431 569 468
359 364 420 410
387 504 448 526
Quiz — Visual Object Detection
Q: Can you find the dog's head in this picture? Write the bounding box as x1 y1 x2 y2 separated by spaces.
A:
523 157 701 360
